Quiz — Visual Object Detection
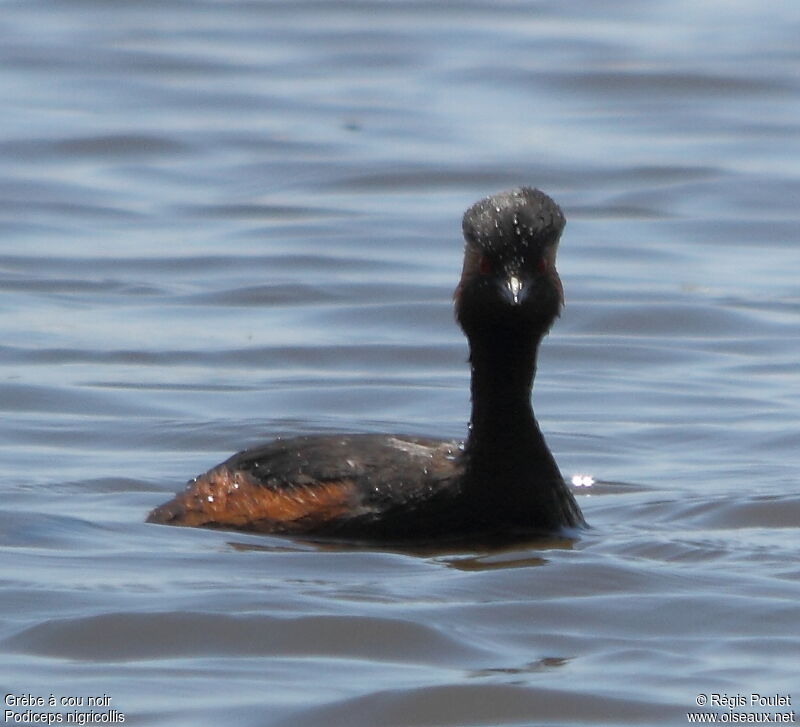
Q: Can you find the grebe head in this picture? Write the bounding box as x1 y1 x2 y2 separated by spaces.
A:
455 187 565 340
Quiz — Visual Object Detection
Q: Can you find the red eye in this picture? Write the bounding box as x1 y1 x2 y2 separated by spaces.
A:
536 257 548 274
478 255 492 276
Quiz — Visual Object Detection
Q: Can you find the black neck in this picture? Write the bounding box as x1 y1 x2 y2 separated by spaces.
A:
461 327 584 530
466 328 542 452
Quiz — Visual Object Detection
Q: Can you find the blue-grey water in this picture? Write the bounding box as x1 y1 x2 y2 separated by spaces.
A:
2 1 799 725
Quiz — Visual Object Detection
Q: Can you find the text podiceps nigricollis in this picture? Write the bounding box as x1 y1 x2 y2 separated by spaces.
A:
147 188 586 542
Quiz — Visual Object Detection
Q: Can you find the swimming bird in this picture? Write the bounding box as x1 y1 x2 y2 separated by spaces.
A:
147 188 585 542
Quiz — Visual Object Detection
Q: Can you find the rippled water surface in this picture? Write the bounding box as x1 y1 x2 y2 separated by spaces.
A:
2 1 799 725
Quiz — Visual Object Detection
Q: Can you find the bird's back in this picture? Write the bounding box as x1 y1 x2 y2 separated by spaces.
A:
147 434 466 540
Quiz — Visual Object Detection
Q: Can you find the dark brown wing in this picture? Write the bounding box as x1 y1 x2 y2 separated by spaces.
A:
147 434 463 537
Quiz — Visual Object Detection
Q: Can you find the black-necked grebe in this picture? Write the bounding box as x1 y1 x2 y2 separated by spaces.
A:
147 188 585 541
